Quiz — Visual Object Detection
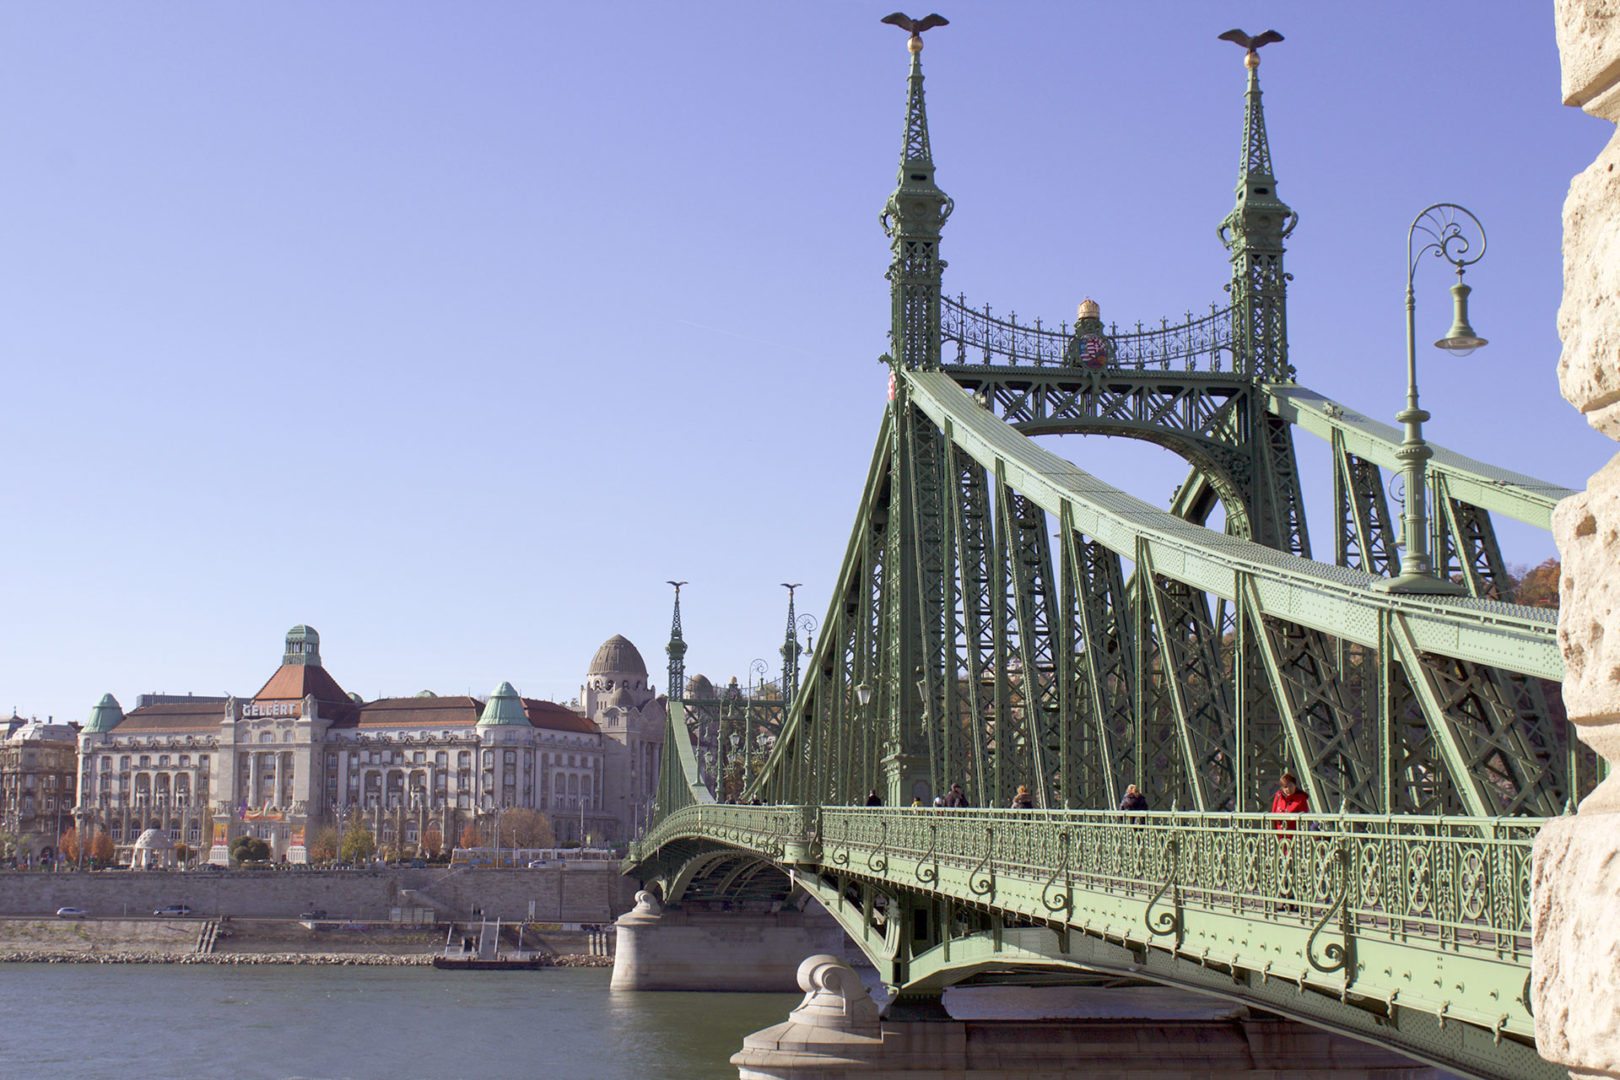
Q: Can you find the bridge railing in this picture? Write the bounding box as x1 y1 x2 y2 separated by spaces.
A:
632 804 1539 965
821 807 1536 958
940 294 1236 373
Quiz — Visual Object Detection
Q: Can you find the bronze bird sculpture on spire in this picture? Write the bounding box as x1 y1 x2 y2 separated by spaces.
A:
1218 28 1284 59
882 11 949 46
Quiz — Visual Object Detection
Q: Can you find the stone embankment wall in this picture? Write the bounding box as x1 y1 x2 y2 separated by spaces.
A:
1534 4 1620 1080
0 865 637 923
0 916 618 965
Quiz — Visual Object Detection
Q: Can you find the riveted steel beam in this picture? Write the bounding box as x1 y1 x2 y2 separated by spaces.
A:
904 370 1560 680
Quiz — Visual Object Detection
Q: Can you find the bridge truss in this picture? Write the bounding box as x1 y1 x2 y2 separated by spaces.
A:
627 29 1585 1080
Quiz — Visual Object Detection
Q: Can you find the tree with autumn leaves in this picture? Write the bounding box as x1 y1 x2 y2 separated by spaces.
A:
56 827 117 868
1508 558 1560 608
454 809 555 852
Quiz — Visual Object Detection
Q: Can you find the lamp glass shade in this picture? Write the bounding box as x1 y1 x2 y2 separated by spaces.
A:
855 683 872 707
1434 281 1486 356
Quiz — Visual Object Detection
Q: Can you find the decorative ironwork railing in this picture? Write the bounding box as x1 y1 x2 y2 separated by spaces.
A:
940 294 1236 372
630 804 1539 968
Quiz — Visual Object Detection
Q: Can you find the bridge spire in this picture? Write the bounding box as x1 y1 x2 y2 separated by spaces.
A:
1217 30 1296 382
665 580 688 702
881 13 952 372
779 583 803 706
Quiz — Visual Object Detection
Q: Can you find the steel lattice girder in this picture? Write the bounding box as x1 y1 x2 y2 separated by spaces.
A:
1265 385 1572 529
903 370 1559 681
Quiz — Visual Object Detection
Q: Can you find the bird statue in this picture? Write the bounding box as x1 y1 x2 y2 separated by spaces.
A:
882 12 949 50
1218 28 1283 66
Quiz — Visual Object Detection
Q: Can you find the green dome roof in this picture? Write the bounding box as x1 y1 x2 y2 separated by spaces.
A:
85 693 124 734
478 682 529 726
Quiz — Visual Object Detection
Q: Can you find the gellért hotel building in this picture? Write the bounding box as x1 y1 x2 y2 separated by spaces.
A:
74 625 665 864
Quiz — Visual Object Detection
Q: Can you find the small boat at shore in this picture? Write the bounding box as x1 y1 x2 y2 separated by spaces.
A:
431 919 544 970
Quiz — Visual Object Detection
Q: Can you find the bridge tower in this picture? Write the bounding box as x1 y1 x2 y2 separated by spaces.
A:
1211 40 1312 558
877 23 954 808
779 584 802 707
664 581 687 703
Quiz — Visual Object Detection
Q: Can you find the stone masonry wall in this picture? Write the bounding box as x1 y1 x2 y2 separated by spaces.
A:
1534 5 1620 1080
0 865 638 923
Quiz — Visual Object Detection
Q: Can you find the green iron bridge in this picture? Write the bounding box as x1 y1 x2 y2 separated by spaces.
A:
626 27 1585 1080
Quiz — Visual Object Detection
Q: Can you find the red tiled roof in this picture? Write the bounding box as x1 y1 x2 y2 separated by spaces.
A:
352 697 482 729
523 698 598 735
119 701 227 733
253 663 352 706
270 692 598 735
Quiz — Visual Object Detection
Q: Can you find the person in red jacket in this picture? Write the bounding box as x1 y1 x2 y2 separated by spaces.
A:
1270 772 1309 827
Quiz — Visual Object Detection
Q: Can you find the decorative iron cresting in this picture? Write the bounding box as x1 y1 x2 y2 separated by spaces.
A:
941 294 1236 372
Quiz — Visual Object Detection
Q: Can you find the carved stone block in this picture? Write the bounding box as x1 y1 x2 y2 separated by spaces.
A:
1533 813 1620 1079
1557 132 1620 439
1556 0 1620 113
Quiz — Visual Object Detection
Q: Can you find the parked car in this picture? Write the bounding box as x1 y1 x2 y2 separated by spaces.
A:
153 904 193 917
54 906 88 919
299 909 328 919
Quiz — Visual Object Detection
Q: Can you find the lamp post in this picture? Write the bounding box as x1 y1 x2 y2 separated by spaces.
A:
1374 203 1488 595
748 658 771 793
855 682 872 803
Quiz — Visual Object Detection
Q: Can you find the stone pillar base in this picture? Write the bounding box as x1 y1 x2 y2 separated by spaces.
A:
609 893 853 992
735 957 1440 1078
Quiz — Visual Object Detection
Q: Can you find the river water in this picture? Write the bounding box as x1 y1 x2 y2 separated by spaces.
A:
0 965 796 1079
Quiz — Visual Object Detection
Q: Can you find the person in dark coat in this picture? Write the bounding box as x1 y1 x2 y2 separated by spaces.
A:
943 783 968 808
1010 785 1034 809
1118 784 1148 812
865 790 883 807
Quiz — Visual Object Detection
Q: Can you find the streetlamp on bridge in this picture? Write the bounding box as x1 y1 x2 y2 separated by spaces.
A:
1374 202 1488 595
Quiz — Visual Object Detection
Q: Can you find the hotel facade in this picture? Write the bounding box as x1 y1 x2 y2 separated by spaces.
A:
76 626 664 864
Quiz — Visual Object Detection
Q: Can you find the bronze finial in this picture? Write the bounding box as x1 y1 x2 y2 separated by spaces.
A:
882 12 949 52
1218 28 1283 67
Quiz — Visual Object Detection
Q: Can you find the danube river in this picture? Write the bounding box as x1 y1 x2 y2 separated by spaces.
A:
0 965 796 1079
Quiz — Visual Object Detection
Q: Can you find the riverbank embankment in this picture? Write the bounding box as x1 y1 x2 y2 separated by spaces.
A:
0 916 614 966
0 864 636 923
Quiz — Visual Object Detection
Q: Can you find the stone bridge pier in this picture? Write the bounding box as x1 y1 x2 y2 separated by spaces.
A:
613 890 1439 1078
730 955 1439 1079
610 891 857 992
1533 6 1620 1080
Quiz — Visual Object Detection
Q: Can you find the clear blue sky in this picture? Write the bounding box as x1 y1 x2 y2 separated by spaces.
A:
2 3 1609 724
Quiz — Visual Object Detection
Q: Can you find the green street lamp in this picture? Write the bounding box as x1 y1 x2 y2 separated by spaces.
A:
1374 203 1487 595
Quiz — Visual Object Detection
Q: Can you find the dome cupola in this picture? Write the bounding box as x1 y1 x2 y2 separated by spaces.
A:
478 681 529 726
283 625 322 667
85 693 124 734
588 635 647 678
